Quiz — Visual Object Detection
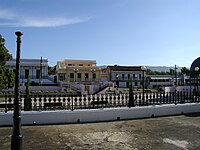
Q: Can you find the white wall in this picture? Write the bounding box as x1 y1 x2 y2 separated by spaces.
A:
0 103 199 126
119 82 126 88
164 86 194 92
5 86 61 92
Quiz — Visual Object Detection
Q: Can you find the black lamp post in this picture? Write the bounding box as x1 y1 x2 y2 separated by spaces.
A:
39 56 43 86
142 66 146 100
11 31 23 150
175 64 178 86
116 74 119 89
85 75 87 94
73 69 79 82
90 69 96 82
194 67 199 95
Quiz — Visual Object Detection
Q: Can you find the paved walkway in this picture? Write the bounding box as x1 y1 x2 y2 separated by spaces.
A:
0 113 200 150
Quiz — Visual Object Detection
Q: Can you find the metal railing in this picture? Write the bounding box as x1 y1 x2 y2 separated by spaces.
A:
0 90 199 112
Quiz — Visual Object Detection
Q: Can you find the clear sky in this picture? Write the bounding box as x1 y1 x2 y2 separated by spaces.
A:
0 0 200 67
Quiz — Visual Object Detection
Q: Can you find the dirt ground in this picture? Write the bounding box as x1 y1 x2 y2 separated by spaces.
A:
0 113 200 150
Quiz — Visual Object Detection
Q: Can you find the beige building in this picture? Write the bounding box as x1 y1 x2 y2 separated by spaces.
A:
56 59 101 84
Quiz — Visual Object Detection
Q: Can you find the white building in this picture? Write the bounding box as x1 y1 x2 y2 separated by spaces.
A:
146 75 174 89
5 59 53 85
107 65 146 88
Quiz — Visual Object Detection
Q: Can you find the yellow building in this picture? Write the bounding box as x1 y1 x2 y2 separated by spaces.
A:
56 59 101 83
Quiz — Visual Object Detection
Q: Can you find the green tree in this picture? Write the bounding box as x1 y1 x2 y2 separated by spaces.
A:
146 69 156 75
0 34 12 66
0 66 15 90
181 67 190 76
168 69 175 75
146 69 170 75
0 34 15 91
24 76 32 111
48 65 56 75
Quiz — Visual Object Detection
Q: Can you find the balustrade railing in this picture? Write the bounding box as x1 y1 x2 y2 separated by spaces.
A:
0 90 199 112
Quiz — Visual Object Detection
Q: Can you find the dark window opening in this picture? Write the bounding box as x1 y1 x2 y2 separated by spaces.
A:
85 73 89 78
25 69 29 79
70 73 74 78
78 73 81 78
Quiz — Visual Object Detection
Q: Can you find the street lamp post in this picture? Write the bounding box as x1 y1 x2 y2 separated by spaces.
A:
73 69 79 82
141 66 146 100
194 67 199 95
115 74 119 89
85 75 87 94
175 65 178 86
39 56 43 86
11 31 23 150
90 69 96 82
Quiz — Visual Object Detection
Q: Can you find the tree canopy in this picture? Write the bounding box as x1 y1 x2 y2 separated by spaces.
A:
0 35 12 66
146 67 190 76
0 34 15 91
48 65 56 75
0 66 15 90
146 69 176 75
180 67 190 76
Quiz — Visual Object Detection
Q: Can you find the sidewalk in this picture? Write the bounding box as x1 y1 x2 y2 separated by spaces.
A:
0 113 200 150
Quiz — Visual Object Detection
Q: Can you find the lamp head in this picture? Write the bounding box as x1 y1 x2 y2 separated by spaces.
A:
194 67 199 72
15 31 23 36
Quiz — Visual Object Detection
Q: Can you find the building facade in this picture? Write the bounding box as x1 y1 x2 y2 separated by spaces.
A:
107 65 146 88
6 59 50 85
146 75 174 89
56 59 101 83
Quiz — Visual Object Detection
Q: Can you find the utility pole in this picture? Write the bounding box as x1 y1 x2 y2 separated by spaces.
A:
11 31 23 150
175 65 178 86
174 65 178 105
40 56 42 86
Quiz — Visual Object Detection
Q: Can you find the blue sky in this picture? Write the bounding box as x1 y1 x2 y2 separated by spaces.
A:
0 0 200 67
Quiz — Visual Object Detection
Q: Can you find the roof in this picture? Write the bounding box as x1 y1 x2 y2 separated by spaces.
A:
63 59 96 63
6 58 48 66
8 58 48 62
107 65 144 71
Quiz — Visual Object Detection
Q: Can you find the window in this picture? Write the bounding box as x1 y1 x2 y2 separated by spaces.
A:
68 64 72 66
128 74 130 79
85 73 89 78
77 73 81 78
79 64 83 66
70 73 74 78
133 74 135 78
58 74 65 81
25 69 29 79
135 82 138 86
36 70 40 79
93 73 96 79
139 74 142 78
122 74 125 79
